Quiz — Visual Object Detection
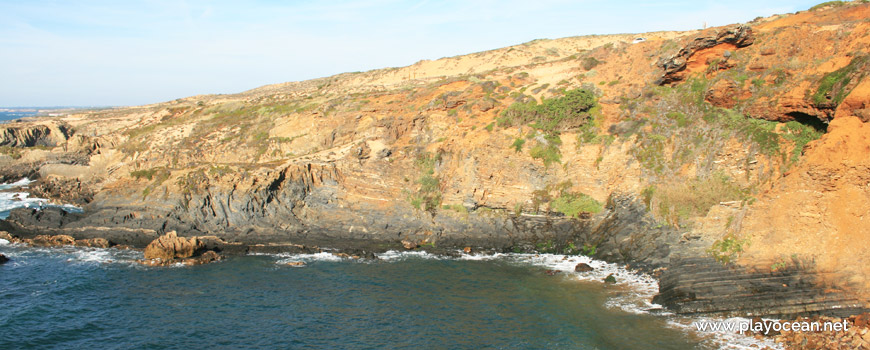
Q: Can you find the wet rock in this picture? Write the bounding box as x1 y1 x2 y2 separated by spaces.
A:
401 240 418 250
463 247 472 254
604 274 617 284
179 251 221 266
0 254 8 264
74 238 110 248
574 263 594 272
545 269 561 276
284 261 306 267
30 234 76 247
144 231 204 260
0 231 19 244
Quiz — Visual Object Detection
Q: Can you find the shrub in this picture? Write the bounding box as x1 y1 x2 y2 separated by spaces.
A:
809 1 845 11
654 173 746 227
511 137 526 152
812 55 868 106
782 121 823 163
551 191 603 217
581 57 601 70
408 153 442 211
707 234 749 264
529 143 561 166
499 88 598 133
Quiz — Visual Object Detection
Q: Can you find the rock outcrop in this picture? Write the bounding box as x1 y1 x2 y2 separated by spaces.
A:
656 25 754 85
139 231 221 266
0 123 71 147
143 231 203 260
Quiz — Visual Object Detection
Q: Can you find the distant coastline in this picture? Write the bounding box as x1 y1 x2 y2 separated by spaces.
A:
0 107 106 123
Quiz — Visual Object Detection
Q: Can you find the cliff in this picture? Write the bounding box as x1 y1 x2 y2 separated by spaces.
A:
2 2 870 318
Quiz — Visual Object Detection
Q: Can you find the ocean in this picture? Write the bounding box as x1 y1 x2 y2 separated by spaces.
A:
0 110 40 123
0 179 780 349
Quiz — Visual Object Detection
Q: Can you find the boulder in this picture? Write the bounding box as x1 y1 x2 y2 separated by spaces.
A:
604 274 617 284
144 231 204 260
0 254 8 264
401 240 417 250
574 263 594 272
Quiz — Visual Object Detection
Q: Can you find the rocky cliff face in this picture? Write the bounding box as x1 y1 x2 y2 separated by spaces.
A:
2 2 870 318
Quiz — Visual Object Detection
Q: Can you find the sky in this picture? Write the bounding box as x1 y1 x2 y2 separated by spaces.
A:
0 0 824 107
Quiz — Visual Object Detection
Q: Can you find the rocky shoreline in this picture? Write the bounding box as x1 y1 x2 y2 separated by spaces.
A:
3 190 868 322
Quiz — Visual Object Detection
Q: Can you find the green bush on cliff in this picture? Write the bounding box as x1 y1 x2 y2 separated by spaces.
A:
529 142 561 166
498 88 598 132
408 152 442 211
551 191 603 217
707 234 749 264
811 55 867 106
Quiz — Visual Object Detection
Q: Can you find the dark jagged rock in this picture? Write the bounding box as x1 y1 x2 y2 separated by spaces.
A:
0 254 8 264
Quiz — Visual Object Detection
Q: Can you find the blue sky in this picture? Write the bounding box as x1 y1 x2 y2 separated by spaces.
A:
0 0 822 107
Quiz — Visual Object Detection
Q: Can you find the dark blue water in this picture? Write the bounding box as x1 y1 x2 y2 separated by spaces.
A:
0 245 710 350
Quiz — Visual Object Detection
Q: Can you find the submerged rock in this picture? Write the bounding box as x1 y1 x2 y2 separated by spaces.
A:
574 263 594 272
604 274 617 284
0 254 8 264
284 261 306 267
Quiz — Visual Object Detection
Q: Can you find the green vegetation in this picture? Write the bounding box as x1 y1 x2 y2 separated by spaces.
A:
442 204 468 215
531 181 603 218
707 234 749 264
551 191 604 217
484 122 495 132
581 243 597 256
497 88 598 132
809 1 846 10
498 88 601 164
626 77 823 178
408 152 442 212
581 57 600 71
0 146 23 159
529 134 562 167
654 173 746 227
511 137 526 152
771 259 788 272
130 167 169 181
812 55 867 106
131 167 172 198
